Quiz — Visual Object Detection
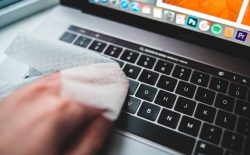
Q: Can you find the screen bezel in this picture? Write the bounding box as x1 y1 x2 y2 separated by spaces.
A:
61 0 250 60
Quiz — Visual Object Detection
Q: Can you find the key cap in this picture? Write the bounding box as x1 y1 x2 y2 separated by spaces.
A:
178 116 201 137
88 40 107 52
137 55 156 69
156 75 177 92
215 93 235 112
60 32 77 43
248 89 250 102
172 65 191 81
235 100 250 119
200 123 222 144
128 79 139 95
157 108 180 129
175 81 196 99
116 113 196 155
123 64 141 79
123 96 141 114
225 151 239 155
229 83 247 100
215 110 237 130
237 117 250 137
104 45 123 58
135 84 157 102
195 87 215 105
154 60 174 75
137 102 160 121
222 130 244 152
209 77 229 93
174 97 196 116
194 103 216 123
155 90 177 109
190 71 210 87
194 141 223 155
138 69 159 85
73 36 92 48
120 50 139 63
244 138 250 155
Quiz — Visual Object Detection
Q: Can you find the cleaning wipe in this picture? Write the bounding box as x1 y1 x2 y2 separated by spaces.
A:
1 33 129 120
61 63 128 120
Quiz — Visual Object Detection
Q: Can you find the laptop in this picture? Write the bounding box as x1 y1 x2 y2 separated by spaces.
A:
1 0 250 154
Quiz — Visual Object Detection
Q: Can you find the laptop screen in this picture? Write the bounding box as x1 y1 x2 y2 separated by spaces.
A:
89 0 250 47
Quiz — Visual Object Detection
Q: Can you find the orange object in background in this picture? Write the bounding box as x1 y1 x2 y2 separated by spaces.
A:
163 0 243 22
242 4 250 26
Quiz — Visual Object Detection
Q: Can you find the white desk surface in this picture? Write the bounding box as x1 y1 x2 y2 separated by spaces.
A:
0 7 54 64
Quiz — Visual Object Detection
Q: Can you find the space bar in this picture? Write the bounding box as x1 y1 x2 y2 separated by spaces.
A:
115 113 195 154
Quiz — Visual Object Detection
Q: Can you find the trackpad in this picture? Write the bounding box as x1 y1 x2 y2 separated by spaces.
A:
99 131 172 155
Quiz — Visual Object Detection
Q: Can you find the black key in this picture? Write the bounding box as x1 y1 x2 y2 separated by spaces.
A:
73 36 92 48
123 64 141 79
104 45 123 58
60 32 77 43
215 110 237 130
200 123 222 144
137 102 160 121
209 77 229 93
120 50 139 63
178 116 201 137
138 69 159 85
235 100 250 119
158 108 180 129
229 83 247 100
128 79 139 95
155 90 177 109
174 97 196 116
154 60 174 75
123 96 141 114
215 93 235 112
195 87 215 105
237 117 250 137
175 81 196 99
248 90 250 102
225 151 239 155
245 138 250 155
116 113 196 155
135 84 157 102
137 55 156 69
190 71 210 87
88 40 107 52
222 130 244 152
172 65 192 81
194 103 216 123
156 75 177 92
195 141 223 155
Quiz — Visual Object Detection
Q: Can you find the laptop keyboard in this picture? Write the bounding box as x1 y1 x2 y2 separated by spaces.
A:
60 26 250 155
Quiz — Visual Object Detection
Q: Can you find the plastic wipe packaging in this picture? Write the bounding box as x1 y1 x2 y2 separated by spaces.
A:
0 33 129 121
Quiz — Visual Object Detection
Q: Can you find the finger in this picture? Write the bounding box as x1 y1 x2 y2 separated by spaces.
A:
65 115 113 155
51 100 104 145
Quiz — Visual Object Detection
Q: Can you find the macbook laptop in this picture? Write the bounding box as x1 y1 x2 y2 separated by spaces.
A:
1 0 250 155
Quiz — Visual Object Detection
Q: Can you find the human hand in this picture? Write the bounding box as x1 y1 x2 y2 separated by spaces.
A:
0 72 113 155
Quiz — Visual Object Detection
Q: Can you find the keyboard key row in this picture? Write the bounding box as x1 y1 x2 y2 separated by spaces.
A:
116 113 196 155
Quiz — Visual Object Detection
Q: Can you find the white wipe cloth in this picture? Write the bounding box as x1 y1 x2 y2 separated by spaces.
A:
1 34 129 120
